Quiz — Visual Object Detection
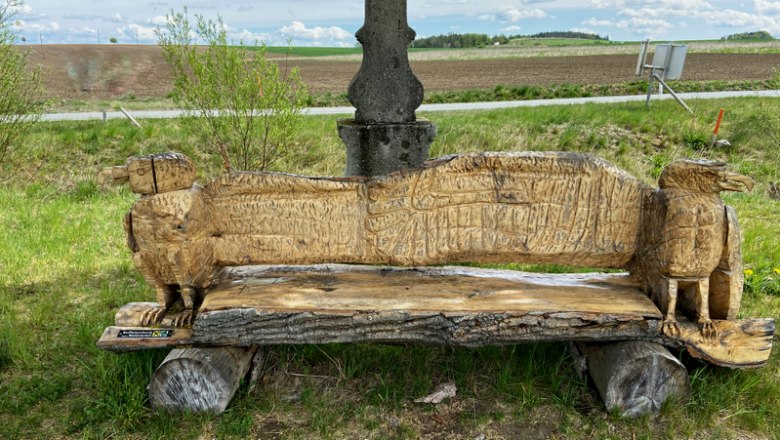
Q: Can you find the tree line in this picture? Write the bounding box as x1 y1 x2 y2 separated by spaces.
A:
410 31 609 49
722 31 774 41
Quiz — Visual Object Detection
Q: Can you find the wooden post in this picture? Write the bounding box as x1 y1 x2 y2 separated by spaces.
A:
148 346 258 413
579 342 690 418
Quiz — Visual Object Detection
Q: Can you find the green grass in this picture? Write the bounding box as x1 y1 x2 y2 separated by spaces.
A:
1 97 779 438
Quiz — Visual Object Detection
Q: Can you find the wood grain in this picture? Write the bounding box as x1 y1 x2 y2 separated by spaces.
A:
581 341 690 418
104 152 773 369
98 266 774 368
148 346 257 413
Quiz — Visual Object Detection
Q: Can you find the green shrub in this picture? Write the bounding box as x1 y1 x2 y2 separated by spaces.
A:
158 9 309 172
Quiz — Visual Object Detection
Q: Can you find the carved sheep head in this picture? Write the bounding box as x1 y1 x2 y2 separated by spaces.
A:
659 159 754 194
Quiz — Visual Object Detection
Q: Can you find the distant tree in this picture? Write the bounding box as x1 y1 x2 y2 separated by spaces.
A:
157 9 308 172
511 31 610 41
109 37 118 44
0 0 44 167
722 31 774 41
411 33 501 49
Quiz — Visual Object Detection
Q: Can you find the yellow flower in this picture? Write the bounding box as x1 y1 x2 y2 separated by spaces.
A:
774 268 780 275
744 269 754 276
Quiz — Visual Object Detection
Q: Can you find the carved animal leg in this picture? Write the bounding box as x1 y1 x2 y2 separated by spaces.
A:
695 278 717 339
141 286 174 326
141 285 179 326
172 287 200 327
660 278 680 337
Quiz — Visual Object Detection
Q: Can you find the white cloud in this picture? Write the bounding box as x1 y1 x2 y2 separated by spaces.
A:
585 0 780 36
67 27 98 37
755 0 780 14
8 3 33 15
584 16 673 36
502 25 522 33
479 5 547 23
62 13 124 23
589 0 623 8
116 23 158 42
499 6 548 23
231 29 270 44
147 15 172 26
583 18 614 27
697 9 780 31
279 21 352 41
12 19 61 34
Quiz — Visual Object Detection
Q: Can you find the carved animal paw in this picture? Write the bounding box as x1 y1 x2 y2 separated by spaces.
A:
171 309 196 328
141 306 166 326
699 319 718 340
661 319 680 337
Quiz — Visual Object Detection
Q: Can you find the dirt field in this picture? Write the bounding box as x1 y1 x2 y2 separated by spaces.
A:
24 44 780 100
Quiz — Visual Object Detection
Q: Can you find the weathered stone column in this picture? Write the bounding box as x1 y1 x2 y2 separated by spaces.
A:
338 0 436 177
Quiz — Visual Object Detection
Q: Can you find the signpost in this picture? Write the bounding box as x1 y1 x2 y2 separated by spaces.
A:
636 40 692 113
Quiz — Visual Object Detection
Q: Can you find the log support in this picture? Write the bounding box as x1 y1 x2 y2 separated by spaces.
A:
579 342 691 418
148 346 258 413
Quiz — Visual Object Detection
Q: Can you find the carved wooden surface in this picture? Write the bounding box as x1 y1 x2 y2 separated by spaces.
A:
708 205 744 320
100 152 774 368
206 152 648 268
631 159 753 335
97 266 774 368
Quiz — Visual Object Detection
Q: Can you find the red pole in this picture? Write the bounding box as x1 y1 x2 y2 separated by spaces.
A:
709 108 725 148
713 108 725 135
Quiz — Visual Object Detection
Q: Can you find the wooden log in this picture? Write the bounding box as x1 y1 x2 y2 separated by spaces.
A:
98 266 774 368
148 346 257 413
580 341 690 418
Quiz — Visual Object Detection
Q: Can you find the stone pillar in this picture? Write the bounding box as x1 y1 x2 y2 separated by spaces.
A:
338 0 436 177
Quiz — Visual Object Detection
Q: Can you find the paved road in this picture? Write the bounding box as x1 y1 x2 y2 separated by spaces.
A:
39 90 780 122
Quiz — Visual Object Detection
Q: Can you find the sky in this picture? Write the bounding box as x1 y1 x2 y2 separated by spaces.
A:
8 0 780 46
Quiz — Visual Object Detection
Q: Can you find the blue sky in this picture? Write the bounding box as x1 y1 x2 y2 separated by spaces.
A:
9 0 780 46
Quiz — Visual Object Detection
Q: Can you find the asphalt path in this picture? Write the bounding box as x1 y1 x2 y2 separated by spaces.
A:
39 90 780 122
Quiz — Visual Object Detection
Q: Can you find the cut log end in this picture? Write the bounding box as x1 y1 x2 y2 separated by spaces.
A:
580 341 690 418
148 346 257 413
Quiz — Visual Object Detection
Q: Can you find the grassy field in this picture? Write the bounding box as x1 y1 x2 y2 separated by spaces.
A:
46 72 780 113
263 46 437 57
0 97 779 439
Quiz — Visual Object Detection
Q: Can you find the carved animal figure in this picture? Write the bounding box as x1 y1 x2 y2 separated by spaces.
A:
634 160 753 338
109 153 750 335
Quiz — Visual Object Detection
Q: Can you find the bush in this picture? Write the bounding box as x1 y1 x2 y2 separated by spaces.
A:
0 0 44 167
157 9 308 172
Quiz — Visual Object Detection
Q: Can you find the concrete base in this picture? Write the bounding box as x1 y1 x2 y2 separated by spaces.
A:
338 119 437 177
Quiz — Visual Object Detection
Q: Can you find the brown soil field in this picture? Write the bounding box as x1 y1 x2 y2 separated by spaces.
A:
24 44 780 101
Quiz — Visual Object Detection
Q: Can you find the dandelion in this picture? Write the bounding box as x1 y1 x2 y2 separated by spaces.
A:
774 268 780 275
745 269 754 277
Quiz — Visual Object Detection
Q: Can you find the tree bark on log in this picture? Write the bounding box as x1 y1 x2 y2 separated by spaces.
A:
579 341 690 418
148 346 257 413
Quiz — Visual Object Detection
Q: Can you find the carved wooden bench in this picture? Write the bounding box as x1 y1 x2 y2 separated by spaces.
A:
98 151 773 371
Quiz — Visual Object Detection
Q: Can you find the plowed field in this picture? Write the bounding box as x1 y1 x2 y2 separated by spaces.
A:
25 44 780 100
